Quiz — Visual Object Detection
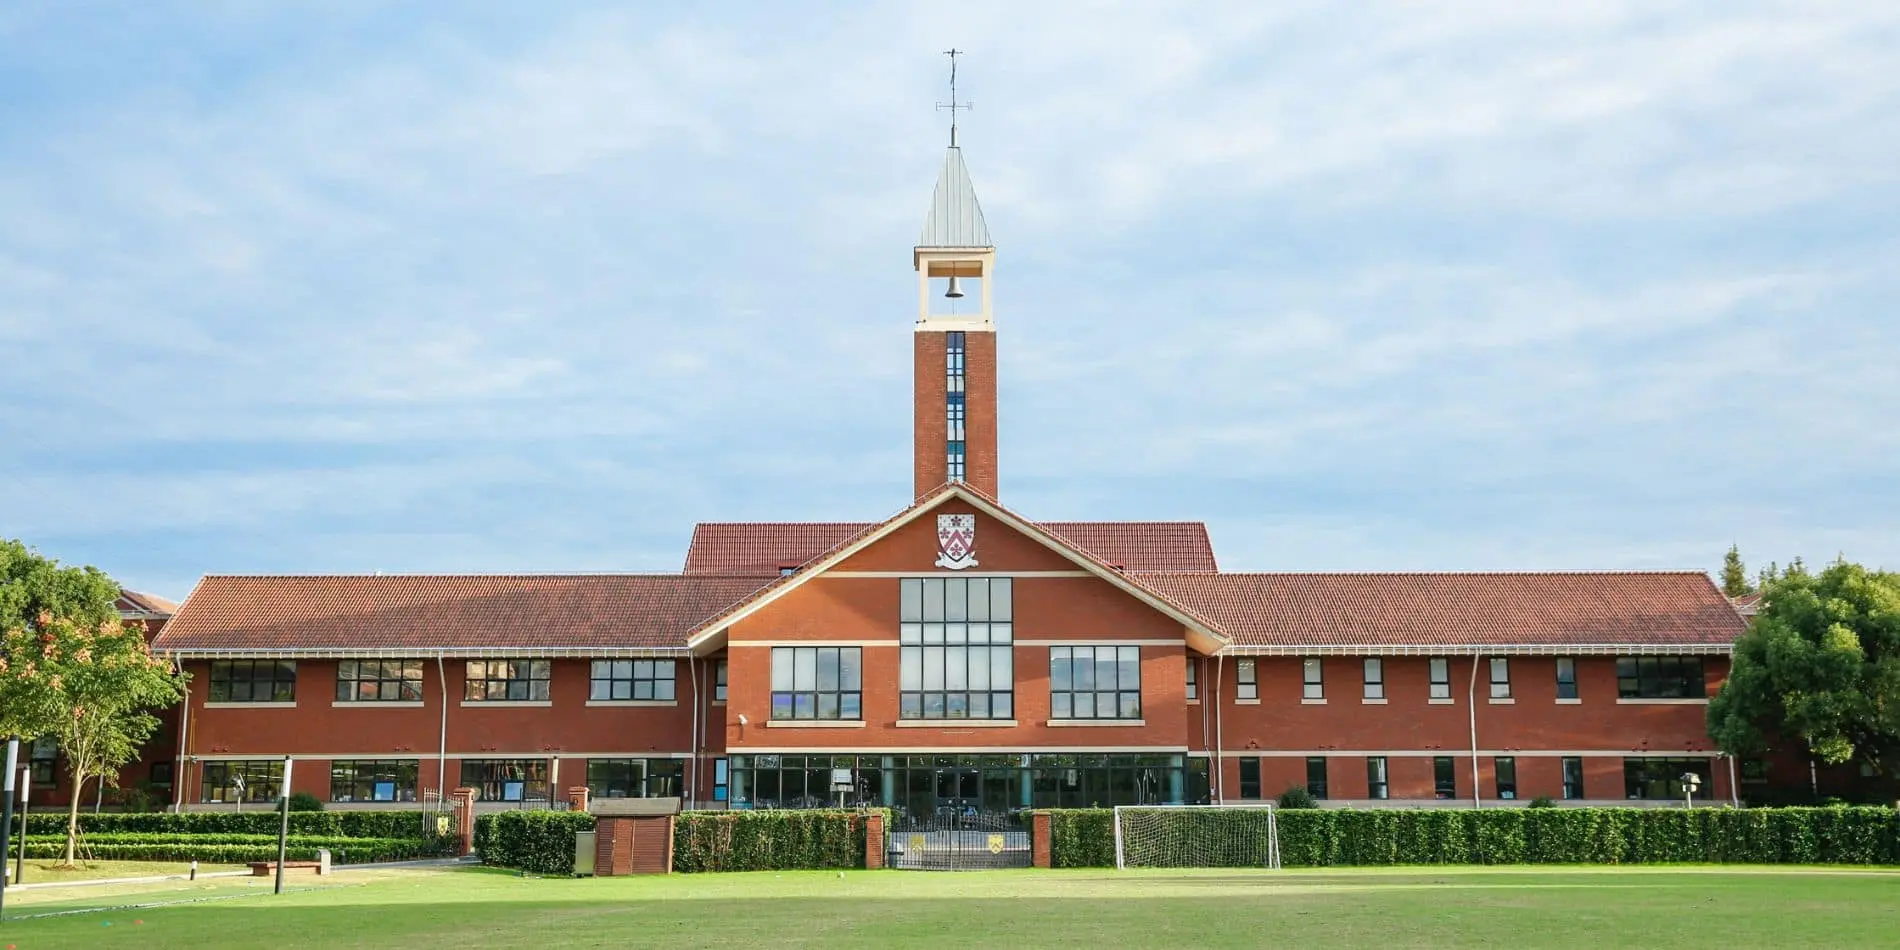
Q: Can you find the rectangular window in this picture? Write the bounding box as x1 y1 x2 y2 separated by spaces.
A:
335 660 424 703
771 646 863 720
586 758 684 800
1362 658 1384 700
1239 757 1261 800
460 759 548 803
1305 757 1328 799
1185 660 1198 701
1366 756 1389 800
1489 657 1511 699
463 660 551 702
1555 657 1578 700
200 759 283 803
714 659 728 702
713 758 729 802
1495 757 1517 800
28 736 58 787
1740 759 1768 785
1302 658 1324 700
589 659 677 702
1049 645 1142 720
150 761 175 791
946 331 966 482
1615 656 1707 699
208 660 297 703
1562 756 1585 800
1236 659 1258 700
1429 657 1451 700
899 577 1011 719
1433 756 1457 799
1623 757 1713 800
329 759 418 803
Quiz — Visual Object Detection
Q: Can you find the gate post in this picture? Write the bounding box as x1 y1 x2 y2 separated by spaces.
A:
452 787 478 857
864 812 885 869
1031 811 1052 869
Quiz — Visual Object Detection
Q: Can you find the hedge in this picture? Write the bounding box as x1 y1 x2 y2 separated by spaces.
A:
475 811 597 875
14 810 446 840
18 835 447 864
673 810 880 873
1046 806 1900 867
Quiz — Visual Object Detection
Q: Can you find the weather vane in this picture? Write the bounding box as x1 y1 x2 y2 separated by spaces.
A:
937 48 972 147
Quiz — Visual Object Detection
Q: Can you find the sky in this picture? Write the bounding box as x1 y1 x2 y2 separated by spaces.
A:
2 2 1896 600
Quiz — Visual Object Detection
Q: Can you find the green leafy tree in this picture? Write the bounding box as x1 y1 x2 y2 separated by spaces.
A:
1708 561 1900 775
1721 545 1754 598
0 538 120 635
0 615 185 865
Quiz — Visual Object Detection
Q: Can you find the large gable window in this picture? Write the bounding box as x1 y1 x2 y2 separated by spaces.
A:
1050 645 1141 720
899 577 1014 720
771 647 862 720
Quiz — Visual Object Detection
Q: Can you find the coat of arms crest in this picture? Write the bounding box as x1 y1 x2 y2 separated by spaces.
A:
935 513 978 570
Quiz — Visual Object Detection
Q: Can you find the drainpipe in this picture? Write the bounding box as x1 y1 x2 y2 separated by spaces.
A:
1467 654 1481 809
436 654 449 803
173 661 192 814
1727 755 1740 807
1213 654 1226 804
688 655 700 810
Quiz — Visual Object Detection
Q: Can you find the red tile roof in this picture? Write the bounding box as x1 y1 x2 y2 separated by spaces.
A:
684 520 1216 574
1142 571 1746 649
152 574 776 654
117 590 179 616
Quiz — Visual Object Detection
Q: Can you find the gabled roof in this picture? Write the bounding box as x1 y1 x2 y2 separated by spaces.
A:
917 147 992 248
684 520 1216 574
117 590 179 618
151 574 776 657
1141 571 1747 654
685 483 1229 655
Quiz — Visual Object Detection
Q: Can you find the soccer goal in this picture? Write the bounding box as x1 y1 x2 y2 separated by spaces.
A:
1113 803 1282 870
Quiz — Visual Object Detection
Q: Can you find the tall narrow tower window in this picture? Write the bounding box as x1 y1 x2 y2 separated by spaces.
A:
946 331 966 481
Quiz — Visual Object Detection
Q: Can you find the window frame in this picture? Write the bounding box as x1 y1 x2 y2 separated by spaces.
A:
28 736 58 787
770 646 864 721
200 759 283 804
1302 657 1324 700
462 660 551 702
1562 756 1585 800
1236 659 1258 701
1488 657 1512 699
1362 658 1384 700
1185 659 1198 702
1305 756 1328 799
329 759 419 803
1495 756 1517 800
1555 657 1579 700
1238 756 1262 800
1049 645 1142 720
1615 656 1707 699
899 577 1013 720
586 758 685 800
588 659 677 702
207 660 297 704
713 659 728 703
1433 756 1457 800
1622 757 1713 800
335 659 424 703
1428 657 1451 700
1366 756 1389 800
460 759 549 803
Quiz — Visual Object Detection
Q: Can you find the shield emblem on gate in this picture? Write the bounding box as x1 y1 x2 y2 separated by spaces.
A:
936 514 978 570
987 834 1004 855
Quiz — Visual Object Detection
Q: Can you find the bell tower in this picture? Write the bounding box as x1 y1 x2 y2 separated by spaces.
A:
913 50 998 498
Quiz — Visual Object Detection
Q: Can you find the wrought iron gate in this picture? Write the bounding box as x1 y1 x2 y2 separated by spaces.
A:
886 811 1031 870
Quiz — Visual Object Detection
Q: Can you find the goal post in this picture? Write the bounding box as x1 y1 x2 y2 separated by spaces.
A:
1112 803 1282 870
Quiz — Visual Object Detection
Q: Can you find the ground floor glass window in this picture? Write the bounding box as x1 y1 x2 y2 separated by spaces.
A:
200 760 284 803
460 759 549 802
586 758 685 799
727 752 1190 818
1623 757 1713 800
330 759 419 802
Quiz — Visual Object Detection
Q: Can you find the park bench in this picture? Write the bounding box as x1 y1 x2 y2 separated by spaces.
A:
248 859 327 876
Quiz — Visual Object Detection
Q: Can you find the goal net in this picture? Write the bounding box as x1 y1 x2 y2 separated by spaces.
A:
1113 804 1281 870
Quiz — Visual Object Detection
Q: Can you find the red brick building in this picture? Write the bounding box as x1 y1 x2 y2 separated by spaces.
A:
150 142 1752 814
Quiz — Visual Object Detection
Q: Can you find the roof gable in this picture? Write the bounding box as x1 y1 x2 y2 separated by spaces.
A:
684 520 1216 574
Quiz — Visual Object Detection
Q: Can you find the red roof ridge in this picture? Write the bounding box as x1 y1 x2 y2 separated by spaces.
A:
1150 569 1717 578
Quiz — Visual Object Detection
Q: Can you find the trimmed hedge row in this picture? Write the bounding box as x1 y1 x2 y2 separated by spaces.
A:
475 811 597 876
14 810 445 840
1047 806 1900 867
19 835 446 864
674 810 878 873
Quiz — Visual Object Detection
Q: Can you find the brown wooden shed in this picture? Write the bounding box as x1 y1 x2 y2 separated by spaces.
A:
590 797 680 876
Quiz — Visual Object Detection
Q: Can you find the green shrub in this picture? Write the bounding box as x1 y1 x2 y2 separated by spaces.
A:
19 835 446 864
1045 809 1116 868
673 810 879 872
15 810 448 840
1277 787 1318 809
287 792 326 812
474 811 597 875
1527 796 1556 808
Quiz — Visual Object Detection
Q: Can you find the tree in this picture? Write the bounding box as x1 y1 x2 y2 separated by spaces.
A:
1720 545 1754 598
1708 560 1900 776
0 538 119 635
0 614 184 864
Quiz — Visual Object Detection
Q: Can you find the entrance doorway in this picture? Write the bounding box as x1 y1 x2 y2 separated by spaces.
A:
934 767 979 817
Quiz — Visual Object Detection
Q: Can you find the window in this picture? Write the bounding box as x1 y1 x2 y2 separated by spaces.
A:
1555 657 1578 700
1623 757 1713 800
330 760 418 802
586 758 684 799
946 331 966 482
714 659 728 703
1236 659 1258 700
335 660 424 703
1429 657 1451 700
1366 757 1389 800
1362 658 1384 700
589 659 676 702
1740 759 1768 785
1302 658 1324 700
1305 757 1328 799
900 577 1012 719
28 736 58 787
1615 656 1706 699
463 660 551 702
208 660 297 703
460 759 548 802
149 761 175 792
713 758 729 802
1239 757 1261 800
1433 756 1457 799
1495 757 1517 800
1562 756 1585 799
771 647 863 720
1050 646 1142 720
1488 658 1511 699
201 760 283 803
1185 660 1198 701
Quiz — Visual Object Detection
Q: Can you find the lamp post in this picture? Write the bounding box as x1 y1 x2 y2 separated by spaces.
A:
1680 771 1703 809
274 756 293 895
2 737 19 917
13 767 26 887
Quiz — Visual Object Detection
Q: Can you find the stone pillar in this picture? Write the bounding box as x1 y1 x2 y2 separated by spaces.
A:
1031 811 1052 869
452 787 478 857
863 812 885 870
568 786 590 813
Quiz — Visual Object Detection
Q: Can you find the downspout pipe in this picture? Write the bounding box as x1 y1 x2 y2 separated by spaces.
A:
1468 654 1481 809
688 656 700 810
173 660 191 814
1213 653 1226 804
436 654 449 804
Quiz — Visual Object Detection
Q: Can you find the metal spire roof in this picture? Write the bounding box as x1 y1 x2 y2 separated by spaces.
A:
917 147 992 248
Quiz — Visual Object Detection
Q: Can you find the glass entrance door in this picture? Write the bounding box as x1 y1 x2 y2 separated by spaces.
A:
934 767 979 816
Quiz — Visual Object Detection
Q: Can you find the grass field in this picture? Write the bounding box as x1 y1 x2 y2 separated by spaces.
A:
5 860 247 886
1 865 1896 949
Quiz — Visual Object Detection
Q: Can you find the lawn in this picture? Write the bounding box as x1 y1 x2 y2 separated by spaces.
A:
5 860 247 887
1 865 1896 949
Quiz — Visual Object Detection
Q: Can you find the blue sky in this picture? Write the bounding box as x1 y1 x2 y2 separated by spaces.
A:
2 2 1896 599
